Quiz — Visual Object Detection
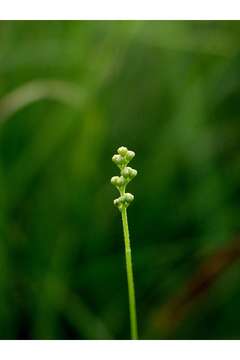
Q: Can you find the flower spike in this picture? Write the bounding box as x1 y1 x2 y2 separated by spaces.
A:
111 146 137 211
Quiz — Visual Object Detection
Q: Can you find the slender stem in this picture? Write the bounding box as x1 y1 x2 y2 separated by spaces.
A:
121 207 138 340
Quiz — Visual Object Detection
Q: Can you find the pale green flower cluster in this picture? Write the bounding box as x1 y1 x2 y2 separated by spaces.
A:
111 146 137 211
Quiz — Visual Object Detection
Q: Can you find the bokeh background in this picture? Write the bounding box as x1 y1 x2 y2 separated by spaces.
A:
0 20 240 339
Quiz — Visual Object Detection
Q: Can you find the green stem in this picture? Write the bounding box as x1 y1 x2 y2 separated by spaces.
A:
121 207 138 340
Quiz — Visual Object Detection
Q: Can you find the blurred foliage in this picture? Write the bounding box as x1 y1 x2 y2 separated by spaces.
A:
0 20 240 339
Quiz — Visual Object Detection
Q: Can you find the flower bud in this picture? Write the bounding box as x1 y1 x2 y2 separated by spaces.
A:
111 176 126 188
114 196 126 211
126 150 135 162
122 167 131 178
122 167 137 180
117 146 128 157
129 168 137 178
112 154 122 164
112 154 126 168
117 176 125 187
111 176 120 186
114 197 120 206
124 193 134 204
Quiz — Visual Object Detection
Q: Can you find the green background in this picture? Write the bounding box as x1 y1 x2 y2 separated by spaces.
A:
0 21 240 339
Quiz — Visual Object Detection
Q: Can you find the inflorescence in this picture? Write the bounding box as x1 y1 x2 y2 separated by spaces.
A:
111 146 137 211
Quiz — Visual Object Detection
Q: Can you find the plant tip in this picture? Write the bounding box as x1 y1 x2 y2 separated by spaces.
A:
117 146 128 157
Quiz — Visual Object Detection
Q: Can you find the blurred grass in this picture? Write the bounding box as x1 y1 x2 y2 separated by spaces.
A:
0 21 240 339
